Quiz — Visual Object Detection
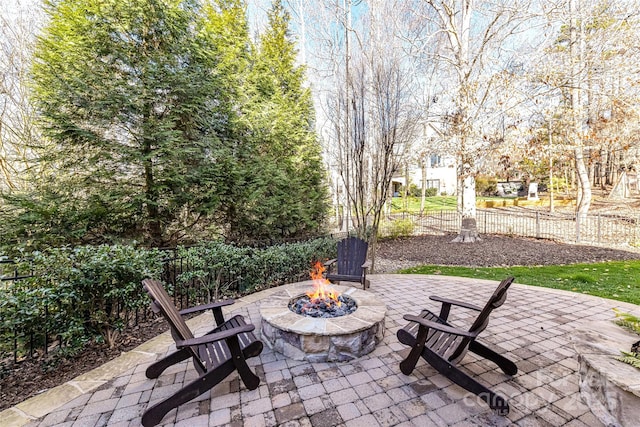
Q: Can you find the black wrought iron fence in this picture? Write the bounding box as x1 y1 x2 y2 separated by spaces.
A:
0 258 33 282
159 247 310 309
2 212 637 373
1 259 44 367
0 259 155 369
376 209 640 249
0 255 266 373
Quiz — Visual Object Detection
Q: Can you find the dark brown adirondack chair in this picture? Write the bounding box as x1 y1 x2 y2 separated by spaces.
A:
141 279 263 427
397 276 517 415
324 236 371 289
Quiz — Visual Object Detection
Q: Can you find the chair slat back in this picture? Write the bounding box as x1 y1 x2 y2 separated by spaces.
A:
447 276 514 364
337 237 368 276
142 279 195 343
467 276 514 335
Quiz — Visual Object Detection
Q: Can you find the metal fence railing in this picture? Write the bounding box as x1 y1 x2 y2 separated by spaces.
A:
0 258 33 282
0 258 157 369
375 209 640 249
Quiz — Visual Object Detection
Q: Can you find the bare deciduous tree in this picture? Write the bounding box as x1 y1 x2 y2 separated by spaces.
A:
0 2 42 191
307 0 422 269
414 0 536 242
530 0 640 216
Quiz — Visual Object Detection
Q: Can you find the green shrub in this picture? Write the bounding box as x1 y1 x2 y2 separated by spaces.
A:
424 187 438 197
613 310 640 370
614 309 640 335
0 245 164 361
0 237 336 369
176 237 337 297
407 186 437 198
386 218 415 239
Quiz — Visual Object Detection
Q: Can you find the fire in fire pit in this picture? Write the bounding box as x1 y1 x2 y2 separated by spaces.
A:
288 261 357 318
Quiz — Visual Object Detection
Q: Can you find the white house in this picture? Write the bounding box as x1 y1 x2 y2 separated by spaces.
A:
391 121 458 196
391 154 457 196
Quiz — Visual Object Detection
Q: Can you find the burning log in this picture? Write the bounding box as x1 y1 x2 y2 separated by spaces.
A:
289 294 357 318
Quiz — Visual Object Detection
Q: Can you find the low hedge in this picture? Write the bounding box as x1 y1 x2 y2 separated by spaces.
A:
0 245 164 363
0 237 337 369
175 236 337 299
385 218 416 239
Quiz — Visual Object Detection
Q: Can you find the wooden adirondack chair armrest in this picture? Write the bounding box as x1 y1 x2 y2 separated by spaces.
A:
324 258 337 267
178 299 235 316
180 299 235 326
175 323 256 348
324 258 337 275
403 314 478 339
429 296 482 321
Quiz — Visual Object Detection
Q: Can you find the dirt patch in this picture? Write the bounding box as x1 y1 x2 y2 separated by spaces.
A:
374 233 640 271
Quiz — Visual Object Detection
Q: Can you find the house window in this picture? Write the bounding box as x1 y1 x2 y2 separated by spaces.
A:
430 155 442 167
425 179 439 189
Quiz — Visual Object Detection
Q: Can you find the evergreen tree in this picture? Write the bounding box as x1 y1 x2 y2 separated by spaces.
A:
231 0 328 240
1 0 328 250
26 0 237 246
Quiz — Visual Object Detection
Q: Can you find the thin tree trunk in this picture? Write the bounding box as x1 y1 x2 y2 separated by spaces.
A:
142 103 162 246
587 149 594 187
570 0 591 221
420 158 426 214
144 146 162 245
599 149 607 189
452 157 480 242
575 146 591 220
404 162 410 211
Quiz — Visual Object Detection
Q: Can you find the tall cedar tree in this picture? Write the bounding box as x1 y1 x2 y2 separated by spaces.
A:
2 0 327 252
230 0 328 241
27 0 238 247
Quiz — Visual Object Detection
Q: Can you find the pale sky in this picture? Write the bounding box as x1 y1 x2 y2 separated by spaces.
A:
1 0 40 15
1 0 271 29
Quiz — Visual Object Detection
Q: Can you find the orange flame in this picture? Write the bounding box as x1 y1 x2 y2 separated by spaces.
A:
307 261 342 307
309 261 326 281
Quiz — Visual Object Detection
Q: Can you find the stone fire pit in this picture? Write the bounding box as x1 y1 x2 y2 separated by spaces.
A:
260 282 386 362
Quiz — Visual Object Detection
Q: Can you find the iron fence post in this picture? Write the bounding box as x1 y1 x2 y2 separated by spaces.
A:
44 304 49 355
483 211 487 234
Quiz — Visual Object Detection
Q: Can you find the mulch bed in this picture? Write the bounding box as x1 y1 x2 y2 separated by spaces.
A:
2 233 639 411
0 318 169 412
376 233 640 267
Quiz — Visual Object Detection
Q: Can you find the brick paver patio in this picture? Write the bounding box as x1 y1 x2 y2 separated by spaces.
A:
2 274 637 427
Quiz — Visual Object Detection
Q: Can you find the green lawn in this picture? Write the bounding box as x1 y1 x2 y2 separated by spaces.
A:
400 261 640 305
390 196 457 212
389 196 507 213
